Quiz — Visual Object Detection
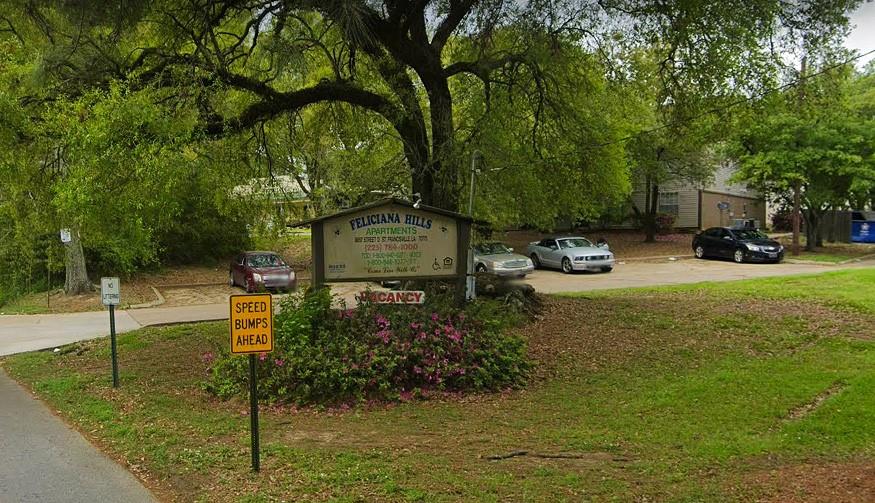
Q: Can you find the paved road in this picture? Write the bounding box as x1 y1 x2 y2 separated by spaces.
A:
0 310 142 356
0 369 156 503
1 260 872 357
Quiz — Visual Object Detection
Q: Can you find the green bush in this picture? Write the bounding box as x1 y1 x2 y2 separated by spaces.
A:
206 287 530 405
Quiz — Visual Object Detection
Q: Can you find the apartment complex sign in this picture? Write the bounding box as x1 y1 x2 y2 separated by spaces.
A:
296 198 472 285
322 203 459 280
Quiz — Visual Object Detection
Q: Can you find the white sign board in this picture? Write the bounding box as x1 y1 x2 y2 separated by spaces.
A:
322 203 458 280
101 277 121 306
60 228 72 243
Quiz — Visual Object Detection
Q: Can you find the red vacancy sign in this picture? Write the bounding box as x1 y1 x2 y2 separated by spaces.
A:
357 290 425 304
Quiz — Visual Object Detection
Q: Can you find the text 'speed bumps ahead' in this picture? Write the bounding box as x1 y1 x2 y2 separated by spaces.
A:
229 294 274 354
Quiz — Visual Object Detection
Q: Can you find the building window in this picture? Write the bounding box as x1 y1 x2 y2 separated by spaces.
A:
659 192 679 216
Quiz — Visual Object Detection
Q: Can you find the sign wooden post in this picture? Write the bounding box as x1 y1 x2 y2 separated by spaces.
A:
229 293 274 472
101 277 121 388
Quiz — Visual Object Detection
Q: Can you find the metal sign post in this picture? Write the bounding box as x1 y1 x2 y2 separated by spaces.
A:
100 277 121 388
248 353 260 471
230 293 274 472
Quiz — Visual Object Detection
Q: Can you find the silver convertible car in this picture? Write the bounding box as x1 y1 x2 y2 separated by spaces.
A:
526 236 615 273
473 242 535 277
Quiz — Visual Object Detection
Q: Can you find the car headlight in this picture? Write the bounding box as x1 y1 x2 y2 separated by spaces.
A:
525 258 533 267
574 256 586 262
492 262 505 269
745 244 762 252
252 273 263 282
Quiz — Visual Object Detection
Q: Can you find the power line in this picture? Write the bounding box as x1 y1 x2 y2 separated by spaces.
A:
587 48 875 150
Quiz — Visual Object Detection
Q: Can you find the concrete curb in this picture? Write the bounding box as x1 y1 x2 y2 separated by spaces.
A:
621 254 694 262
783 259 839 266
838 252 875 264
127 286 165 309
153 282 226 289
784 253 875 266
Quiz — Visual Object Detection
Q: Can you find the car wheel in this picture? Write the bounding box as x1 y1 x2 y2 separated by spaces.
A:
601 266 613 273
694 245 705 259
561 257 573 274
733 249 745 263
530 253 541 269
475 263 487 273
228 271 235 287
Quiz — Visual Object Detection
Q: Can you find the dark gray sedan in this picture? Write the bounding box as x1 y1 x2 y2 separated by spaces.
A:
693 227 784 263
526 236 615 273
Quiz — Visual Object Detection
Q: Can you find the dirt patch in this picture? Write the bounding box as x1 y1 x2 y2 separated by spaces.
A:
520 294 873 380
746 461 875 502
494 229 693 260
787 382 846 420
1 282 158 314
159 285 238 307
133 264 229 286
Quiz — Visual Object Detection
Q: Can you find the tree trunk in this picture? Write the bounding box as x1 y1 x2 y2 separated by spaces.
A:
803 209 819 252
792 181 801 256
825 210 836 243
64 228 92 295
643 179 659 243
424 76 458 211
815 222 824 247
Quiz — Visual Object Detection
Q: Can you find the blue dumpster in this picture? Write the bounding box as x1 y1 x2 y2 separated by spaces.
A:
851 220 875 243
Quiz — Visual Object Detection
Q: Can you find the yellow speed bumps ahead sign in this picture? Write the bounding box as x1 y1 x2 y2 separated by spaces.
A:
230 294 274 354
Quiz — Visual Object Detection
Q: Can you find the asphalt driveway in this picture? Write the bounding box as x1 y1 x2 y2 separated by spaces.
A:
523 258 875 293
2 259 873 357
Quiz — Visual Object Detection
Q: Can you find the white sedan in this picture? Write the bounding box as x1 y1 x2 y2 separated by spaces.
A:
526 236 614 274
473 242 535 277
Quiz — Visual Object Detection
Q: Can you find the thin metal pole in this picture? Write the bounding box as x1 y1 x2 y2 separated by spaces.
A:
793 56 806 257
110 304 118 388
249 353 260 471
466 151 480 301
468 151 478 216
793 180 801 256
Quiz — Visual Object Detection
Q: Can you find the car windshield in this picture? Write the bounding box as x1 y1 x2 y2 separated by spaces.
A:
247 254 285 267
733 230 768 240
474 243 512 255
558 238 592 249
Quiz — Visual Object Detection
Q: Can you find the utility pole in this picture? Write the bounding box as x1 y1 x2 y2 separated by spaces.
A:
466 151 481 301
792 55 807 257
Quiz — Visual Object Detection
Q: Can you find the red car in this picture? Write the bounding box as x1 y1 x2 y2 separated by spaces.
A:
230 251 297 293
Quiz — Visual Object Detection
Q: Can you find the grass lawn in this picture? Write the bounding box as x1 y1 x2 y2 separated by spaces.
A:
776 239 875 264
4 270 875 501
796 252 854 263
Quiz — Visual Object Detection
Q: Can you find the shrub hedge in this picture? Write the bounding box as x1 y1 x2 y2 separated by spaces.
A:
206 287 530 405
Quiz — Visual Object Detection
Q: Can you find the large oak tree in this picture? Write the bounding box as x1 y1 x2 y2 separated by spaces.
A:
4 0 861 212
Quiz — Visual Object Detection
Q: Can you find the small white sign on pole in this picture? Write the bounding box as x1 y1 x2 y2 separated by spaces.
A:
60 228 72 244
101 277 121 306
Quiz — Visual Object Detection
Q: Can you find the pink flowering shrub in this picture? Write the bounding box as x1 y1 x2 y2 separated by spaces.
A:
207 287 529 405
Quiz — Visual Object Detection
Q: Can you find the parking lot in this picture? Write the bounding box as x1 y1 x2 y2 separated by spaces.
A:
523 257 875 294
